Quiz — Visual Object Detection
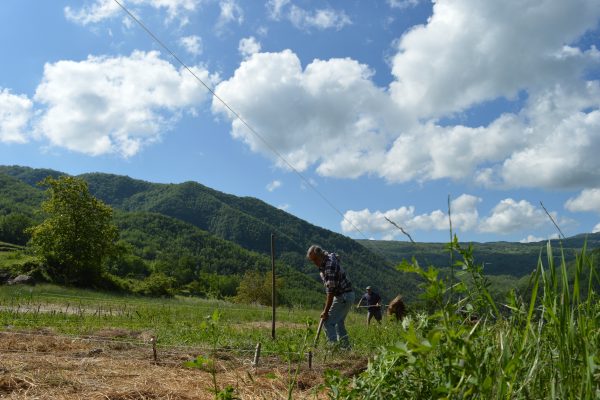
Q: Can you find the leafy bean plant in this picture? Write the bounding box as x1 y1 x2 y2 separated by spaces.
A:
184 310 239 400
284 319 314 400
325 238 600 399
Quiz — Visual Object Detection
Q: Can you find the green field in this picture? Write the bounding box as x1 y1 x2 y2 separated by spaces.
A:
0 283 406 357
1 240 600 398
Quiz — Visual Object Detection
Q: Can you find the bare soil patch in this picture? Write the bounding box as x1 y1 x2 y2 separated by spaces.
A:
0 329 343 399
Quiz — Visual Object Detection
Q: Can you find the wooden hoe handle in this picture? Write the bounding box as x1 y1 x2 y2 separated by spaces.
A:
314 318 324 347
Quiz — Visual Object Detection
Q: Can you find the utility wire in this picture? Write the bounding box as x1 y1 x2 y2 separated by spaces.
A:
112 0 373 245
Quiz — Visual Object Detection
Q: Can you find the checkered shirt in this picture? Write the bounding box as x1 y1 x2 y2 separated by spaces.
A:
318 252 352 296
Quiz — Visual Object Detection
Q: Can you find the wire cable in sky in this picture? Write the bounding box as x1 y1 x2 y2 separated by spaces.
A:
112 0 377 246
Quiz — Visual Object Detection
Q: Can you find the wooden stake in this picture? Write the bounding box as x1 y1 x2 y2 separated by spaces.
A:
271 233 276 340
151 336 157 363
308 350 313 370
253 342 261 367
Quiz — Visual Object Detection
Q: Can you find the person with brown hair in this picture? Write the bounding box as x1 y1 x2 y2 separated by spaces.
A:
387 295 407 322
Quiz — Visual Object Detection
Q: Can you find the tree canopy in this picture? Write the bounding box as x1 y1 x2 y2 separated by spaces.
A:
29 176 118 285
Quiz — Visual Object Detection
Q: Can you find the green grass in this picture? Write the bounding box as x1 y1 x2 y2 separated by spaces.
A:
0 241 24 252
324 240 600 399
0 249 36 267
0 283 406 358
4 240 596 399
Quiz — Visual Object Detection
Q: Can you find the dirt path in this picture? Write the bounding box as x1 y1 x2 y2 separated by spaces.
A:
0 330 336 399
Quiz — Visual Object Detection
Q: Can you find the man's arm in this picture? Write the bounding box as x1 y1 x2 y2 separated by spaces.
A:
321 292 334 320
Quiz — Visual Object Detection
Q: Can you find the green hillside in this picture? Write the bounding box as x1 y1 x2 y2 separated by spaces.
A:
0 173 45 245
0 172 44 215
0 165 420 304
5 164 596 306
358 233 600 277
0 166 600 306
114 211 324 307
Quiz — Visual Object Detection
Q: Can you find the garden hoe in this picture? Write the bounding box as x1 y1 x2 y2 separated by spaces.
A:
313 318 324 348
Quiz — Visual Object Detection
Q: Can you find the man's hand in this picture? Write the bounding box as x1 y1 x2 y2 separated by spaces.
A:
320 310 329 320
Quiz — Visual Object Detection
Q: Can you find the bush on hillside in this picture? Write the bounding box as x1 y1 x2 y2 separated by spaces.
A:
235 270 284 306
133 272 175 297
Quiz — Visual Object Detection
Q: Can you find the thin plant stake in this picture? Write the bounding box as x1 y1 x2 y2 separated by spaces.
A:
271 233 276 340
253 342 261 367
540 201 566 240
151 336 157 363
448 194 454 301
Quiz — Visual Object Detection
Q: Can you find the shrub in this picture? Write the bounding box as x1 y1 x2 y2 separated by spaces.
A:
133 272 175 297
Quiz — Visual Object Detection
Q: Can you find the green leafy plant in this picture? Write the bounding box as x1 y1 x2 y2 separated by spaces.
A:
193 309 230 400
184 354 214 371
28 176 118 286
325 239 600 399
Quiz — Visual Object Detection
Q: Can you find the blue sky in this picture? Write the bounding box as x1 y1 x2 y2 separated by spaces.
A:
1 0 600 244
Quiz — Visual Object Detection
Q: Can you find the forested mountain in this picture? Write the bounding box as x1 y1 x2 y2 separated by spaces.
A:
0 165 419 304
3 164 597 306
359 233 600 277
113 211 324 307
0 173 44 245
0 173 44 215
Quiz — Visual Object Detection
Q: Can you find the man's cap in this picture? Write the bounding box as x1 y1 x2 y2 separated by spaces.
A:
366 286 372 290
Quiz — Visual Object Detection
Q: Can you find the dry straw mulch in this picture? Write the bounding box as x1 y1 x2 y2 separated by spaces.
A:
0 329 336 399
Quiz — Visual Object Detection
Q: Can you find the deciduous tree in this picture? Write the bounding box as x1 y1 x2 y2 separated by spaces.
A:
235 270 283 306
29 176 118 285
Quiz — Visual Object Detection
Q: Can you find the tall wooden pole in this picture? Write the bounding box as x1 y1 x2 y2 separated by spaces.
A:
271 233 276 340
448 194 454 302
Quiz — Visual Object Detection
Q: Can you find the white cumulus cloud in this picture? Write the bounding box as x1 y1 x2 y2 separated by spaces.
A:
387 0 420 9
179 35 203 56
238 37 261 58
0 88 33 143
389 0 600 119
479 199 549 234
266 1 351 31
381 82 600 188
266 0 290 20
380 114 526 183
593 223 600 233
217 0 244 30
212 50 405 176
289 6 351 31
519 233 560 243
65 0 120 25
565 188 600 214
65 0 199 25
212 1 600 193
266 180 281 192
341 196 565 239
341 194 480 238
520 235 545 243
495 83 600 189
34 51 215 157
